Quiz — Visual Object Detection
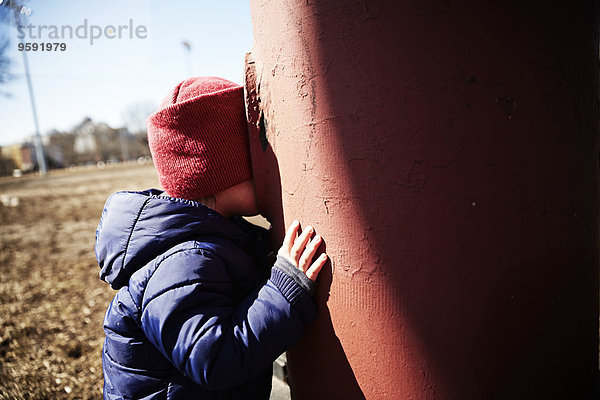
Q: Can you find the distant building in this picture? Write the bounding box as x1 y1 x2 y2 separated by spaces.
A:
0 118 152 175
73 118 98 156
0 143 35 176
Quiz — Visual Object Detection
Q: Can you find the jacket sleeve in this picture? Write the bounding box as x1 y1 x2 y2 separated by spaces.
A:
138 246 317 390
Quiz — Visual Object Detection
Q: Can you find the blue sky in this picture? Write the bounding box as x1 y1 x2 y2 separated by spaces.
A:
0 0 254 145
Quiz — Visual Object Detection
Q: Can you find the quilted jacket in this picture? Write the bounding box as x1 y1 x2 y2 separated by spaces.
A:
95 189 317 399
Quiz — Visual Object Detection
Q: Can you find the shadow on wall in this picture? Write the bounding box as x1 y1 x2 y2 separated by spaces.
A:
245 53 366 400
305 1 598 398
245 1 598 399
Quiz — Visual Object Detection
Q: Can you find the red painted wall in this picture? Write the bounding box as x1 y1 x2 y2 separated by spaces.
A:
246 1 599 398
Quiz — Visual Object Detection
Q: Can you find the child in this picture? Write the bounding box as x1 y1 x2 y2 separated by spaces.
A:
95 77 327 399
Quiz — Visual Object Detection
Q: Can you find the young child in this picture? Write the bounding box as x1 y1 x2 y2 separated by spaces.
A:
95 77 327 399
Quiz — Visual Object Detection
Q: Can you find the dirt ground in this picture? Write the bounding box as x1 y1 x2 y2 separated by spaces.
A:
0 163 160 399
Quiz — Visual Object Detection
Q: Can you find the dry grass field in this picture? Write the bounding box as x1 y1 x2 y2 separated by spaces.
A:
0 163 160 399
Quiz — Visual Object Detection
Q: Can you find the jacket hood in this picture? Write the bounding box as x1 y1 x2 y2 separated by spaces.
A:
95 189 255 290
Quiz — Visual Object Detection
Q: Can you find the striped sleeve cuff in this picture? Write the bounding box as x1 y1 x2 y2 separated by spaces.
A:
269 256 317 324
273 255 316 295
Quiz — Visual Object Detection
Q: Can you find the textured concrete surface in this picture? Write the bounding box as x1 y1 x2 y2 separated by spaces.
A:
247 1 599 399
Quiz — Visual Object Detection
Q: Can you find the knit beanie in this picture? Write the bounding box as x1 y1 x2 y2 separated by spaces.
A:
147 77 252 200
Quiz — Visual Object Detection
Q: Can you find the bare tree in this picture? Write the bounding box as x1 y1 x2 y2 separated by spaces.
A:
0 0 26 96
0 37 13 96
0 1 10 24
121 101 157 135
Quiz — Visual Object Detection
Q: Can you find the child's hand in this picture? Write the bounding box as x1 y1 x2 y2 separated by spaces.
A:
278 220 328 282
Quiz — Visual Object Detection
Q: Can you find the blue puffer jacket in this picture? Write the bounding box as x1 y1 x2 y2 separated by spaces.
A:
95 189 317 399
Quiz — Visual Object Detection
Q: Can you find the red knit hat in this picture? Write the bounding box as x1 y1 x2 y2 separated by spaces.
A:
147 77 252 200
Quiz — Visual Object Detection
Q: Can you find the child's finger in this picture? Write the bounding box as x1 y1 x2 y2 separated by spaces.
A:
298 235 322 272
290 225 314 262
281 220 300 254
305 253 328 281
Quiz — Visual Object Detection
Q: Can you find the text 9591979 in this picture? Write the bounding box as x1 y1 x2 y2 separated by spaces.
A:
18 42 67 51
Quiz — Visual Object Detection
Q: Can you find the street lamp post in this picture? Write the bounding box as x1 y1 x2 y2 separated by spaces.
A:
14 10 47 175
182 40 191 77
20 41 47 175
